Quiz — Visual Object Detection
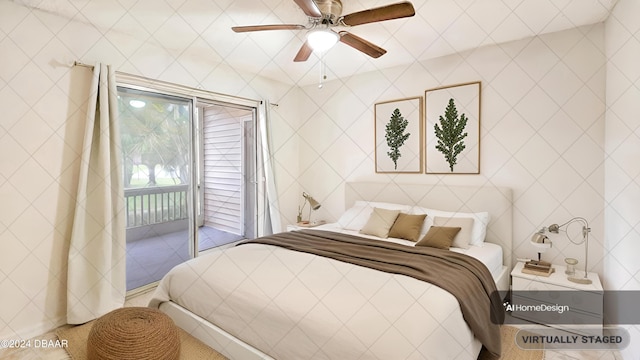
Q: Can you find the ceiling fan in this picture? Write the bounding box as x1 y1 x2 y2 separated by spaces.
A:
231 0 416 62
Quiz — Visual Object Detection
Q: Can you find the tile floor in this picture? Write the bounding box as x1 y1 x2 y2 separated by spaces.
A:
126 225 244 290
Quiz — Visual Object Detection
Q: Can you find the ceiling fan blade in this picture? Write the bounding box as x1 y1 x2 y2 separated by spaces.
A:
339 31 387 58
342 1 415 26
232 24 305 33
293 0 322 18
294 41 313 62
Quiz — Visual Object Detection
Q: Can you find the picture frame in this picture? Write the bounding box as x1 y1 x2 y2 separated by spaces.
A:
374 96 423 173
425 81 481 174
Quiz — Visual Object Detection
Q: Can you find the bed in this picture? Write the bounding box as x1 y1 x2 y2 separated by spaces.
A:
149 182 513 360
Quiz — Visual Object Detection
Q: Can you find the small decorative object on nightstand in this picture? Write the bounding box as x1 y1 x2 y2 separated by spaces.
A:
564 257 578 276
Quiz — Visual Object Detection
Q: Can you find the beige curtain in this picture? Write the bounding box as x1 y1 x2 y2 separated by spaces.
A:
257 100 281 235
66 63 125 324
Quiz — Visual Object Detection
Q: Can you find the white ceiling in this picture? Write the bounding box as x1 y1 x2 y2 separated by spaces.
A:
12 0 618 86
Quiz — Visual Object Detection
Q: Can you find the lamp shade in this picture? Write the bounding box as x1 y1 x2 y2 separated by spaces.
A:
307 29 339 52
530 232 551 249
304 193 321 210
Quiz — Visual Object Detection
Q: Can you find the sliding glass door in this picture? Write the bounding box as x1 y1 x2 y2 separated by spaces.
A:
118 87 194 291
196 103 257 251
117 83 259 292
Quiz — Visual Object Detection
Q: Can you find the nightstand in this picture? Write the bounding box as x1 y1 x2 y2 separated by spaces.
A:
286 221 326 231
510 261 603 335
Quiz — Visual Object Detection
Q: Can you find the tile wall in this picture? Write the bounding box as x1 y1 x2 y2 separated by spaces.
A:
0 1 638 358
604 0 640 358
0 0 300 340
296 24 607 276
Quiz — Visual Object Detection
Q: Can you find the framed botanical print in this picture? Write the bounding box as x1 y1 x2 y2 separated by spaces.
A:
425 82 481 174
374 96 423 173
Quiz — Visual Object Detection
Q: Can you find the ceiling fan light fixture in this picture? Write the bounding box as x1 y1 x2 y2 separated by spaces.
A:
307 28 339 52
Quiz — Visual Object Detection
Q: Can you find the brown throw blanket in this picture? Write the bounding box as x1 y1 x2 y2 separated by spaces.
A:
239 229 504 356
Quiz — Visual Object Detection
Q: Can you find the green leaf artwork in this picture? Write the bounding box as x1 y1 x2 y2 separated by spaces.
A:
385 108 411 170
434 98 468 172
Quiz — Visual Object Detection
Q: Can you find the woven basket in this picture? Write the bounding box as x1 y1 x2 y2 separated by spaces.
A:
87 307 180 360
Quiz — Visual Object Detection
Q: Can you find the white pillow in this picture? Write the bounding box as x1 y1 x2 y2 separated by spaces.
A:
338 201 410 231
354 201 411 212
411 206 490 246
337 204 372 230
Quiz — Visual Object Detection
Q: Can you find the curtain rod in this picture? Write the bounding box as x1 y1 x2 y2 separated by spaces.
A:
73 61 93 69
73 60 276 107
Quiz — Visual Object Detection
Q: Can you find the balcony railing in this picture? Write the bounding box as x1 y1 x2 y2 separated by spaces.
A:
124 185 189 228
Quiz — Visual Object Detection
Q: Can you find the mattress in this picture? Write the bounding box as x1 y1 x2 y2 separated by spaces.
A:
149 229 496 359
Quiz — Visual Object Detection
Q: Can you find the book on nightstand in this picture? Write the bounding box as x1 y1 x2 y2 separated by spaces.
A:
521 260 555 277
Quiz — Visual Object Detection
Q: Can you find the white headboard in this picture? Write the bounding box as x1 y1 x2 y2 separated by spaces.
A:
345 182 513 268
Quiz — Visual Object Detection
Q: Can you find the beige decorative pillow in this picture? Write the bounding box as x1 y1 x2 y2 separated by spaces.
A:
388 213 427 242
359 207 401 238
416 226 462 250
433 216 474 249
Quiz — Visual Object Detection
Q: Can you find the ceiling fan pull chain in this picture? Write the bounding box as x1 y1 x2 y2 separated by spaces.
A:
318 53 327 89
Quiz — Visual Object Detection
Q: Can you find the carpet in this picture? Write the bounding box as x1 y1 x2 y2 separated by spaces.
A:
56 321 227 360
478 325 543 360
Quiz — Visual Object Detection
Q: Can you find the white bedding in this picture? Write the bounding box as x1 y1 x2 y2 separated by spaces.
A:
149 226 501 360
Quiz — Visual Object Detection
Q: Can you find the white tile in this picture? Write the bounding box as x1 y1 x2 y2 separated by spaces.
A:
491 62 536 105
539 62 583 106
0 1 29 34
9 62 54 106
610 234 640 276
8 159 55 204
0 231 30 275
513 133 557 177
489 13 533 45
516 86 561 129
0 135 30 180
444 13 489 52
514 0 561 34
0 277 31 325
609 85 640 128
0 37 30 84
7 13 54 58
81 0 128 31
9 256 50 300
127 0 175 35
565 31 606 82
31 2 78 35
152 15 199 55
538 158 583 202
564 135 605 178
8 206 54 251
0 181 30 227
